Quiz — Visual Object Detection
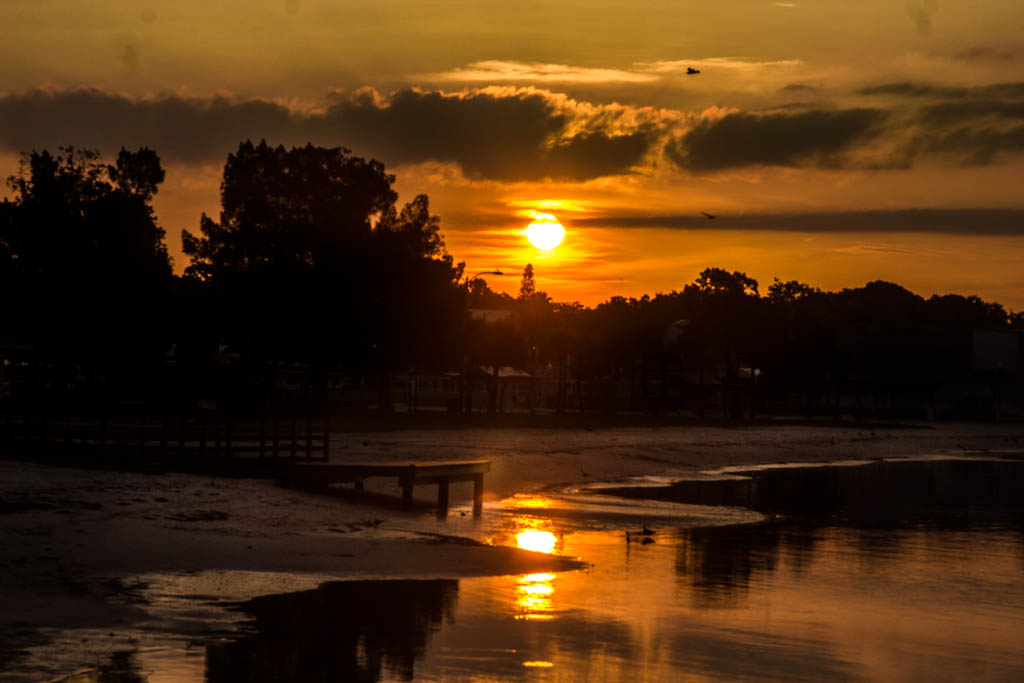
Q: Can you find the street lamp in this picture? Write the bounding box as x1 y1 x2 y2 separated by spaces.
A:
468 269 504 284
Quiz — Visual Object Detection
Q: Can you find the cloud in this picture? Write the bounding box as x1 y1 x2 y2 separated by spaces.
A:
0 87 655 182
859 82 968 98
317 88 655 180
781 84 820 94
856 81 1024 165
639 58 805 75
316 88 565 179
951 46 1015 62
4 82 1024 185
426 61 658 84
574 209 1024 236
0 88 299 164
858 81 1024 98
918 101 1024 125
544 131 653 180
428 57 805 86
908 125 1024 165
666 108 886 171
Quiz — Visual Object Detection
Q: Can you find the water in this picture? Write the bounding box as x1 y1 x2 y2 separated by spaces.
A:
200 519 1024 682
36 457 1024 681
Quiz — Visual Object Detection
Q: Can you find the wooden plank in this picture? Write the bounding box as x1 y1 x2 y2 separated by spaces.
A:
298 460 491 477
402 474 481 484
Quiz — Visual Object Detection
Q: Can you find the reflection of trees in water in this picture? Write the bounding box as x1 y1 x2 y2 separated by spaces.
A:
674 485 1024 608
674 524 786 608
205 579 458 683
743 459 1024 517
674 523 827 607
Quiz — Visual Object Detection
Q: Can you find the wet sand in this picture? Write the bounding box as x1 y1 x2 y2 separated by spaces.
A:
1 420 1021 677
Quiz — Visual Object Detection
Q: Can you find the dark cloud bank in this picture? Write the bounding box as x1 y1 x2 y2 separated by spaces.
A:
859 81 1024 99
2 83 1024 181
0 88 647 182
576 209 1024 237
666 109 887 172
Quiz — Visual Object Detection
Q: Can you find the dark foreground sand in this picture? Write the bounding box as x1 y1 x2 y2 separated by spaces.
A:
2 420 1022 677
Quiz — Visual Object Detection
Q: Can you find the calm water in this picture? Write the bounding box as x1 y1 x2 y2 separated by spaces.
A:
37 458 1024 681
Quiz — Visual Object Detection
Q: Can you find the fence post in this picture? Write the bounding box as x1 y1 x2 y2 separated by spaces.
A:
39 411 48 448
138 416 146 457
64 405 73 445
322 417 330 462
305 415 312 461
160 414 169 457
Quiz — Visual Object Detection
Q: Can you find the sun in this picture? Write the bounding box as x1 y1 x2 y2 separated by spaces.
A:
525 213 565 250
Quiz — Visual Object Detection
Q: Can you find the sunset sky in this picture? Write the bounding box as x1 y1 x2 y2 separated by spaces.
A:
3 1 1024 307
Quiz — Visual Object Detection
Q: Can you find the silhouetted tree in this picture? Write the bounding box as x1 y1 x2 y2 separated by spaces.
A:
519 263 536 299
181 140 396 278
180 141 465 405
682 268 764 418
692 267 759 297
1 146 173 376
767 278 820 303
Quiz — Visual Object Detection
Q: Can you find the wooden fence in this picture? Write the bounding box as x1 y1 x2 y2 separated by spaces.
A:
0 411 330 462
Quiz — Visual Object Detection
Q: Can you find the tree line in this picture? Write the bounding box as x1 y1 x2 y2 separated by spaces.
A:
2 141 1021 418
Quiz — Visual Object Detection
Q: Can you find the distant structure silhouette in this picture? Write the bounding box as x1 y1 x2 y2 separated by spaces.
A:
701 211 716 219
687 67 700 75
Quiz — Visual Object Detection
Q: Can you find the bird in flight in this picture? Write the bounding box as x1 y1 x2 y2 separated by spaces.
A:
701 211 716 220
687 67 701 75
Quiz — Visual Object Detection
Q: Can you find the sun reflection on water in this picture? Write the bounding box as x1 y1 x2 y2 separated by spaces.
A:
516 530 558 554
515 572 557 621
512 525 561 621
506 494 555 509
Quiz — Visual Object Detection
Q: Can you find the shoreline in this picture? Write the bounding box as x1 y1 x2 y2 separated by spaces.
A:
2 420 1022 677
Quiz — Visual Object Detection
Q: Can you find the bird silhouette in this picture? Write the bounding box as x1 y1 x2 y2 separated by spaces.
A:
687 67 701 75
701 211 716 220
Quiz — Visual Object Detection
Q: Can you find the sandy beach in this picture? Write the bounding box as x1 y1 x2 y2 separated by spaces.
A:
2 420 1022 678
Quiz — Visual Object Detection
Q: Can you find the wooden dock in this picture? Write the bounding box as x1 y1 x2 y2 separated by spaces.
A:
287 460 491 516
